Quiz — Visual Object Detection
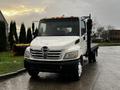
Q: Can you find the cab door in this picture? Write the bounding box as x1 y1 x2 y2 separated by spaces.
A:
80 20 87 55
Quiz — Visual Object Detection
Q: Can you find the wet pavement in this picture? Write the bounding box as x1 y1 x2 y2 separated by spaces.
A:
0 46 120 90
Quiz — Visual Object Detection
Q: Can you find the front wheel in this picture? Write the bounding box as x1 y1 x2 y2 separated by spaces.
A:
72 61 82 81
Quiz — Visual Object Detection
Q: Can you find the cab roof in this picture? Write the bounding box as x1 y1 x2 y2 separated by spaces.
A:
40 17 79 22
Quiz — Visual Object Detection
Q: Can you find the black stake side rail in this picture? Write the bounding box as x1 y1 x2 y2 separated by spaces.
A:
87 16 93 63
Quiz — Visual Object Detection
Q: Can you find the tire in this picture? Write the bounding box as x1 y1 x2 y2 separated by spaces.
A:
80 55 84 66
61 61 82 81
72 61 82 81
92 52 96 63
28 70 39 77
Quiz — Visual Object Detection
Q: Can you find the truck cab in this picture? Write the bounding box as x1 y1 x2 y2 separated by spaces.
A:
24 16 98 80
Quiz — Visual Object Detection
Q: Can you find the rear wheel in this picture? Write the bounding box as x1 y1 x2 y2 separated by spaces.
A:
28 70 39 77
92 52 96 63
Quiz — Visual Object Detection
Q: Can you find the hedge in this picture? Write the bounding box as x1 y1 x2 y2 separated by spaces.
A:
13 44 30 55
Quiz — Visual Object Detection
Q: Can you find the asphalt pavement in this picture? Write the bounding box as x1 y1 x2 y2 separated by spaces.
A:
0 46 120 90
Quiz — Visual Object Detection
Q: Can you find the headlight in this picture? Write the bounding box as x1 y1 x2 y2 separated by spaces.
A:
24 47 31 59
63 51 79 59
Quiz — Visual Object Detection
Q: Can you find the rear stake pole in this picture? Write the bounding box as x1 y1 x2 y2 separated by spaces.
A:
87 16 93 63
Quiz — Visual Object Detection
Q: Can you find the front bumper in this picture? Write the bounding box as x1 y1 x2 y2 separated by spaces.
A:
24 59 80 73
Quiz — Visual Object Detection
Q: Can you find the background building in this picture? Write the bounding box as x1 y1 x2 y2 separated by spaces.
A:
109 30 120 42
0 10 8 38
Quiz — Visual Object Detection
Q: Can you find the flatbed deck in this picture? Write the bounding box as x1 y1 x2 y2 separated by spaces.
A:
91 43 99 51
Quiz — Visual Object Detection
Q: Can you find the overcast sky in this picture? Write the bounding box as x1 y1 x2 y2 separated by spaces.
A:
0 0 120 30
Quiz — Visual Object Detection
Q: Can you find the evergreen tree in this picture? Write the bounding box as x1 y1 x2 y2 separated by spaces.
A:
13 22 18 43
8 21 14 50
0 21 7 51
32 22 35 38
26 28 32 43
34 28 38 38
19 23 26 43
32 22 35 33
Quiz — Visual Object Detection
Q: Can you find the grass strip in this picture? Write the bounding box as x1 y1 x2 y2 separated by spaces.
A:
0 51 24 75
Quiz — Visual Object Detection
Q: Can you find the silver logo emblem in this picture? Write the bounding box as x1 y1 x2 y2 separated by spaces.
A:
41 46 49 59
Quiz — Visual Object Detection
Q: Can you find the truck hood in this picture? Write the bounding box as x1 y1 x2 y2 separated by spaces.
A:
30 36 79 50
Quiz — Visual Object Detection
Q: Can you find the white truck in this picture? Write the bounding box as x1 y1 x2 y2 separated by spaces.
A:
24 15 99 80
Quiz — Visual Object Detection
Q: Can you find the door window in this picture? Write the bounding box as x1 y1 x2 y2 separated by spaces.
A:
81 21 86 36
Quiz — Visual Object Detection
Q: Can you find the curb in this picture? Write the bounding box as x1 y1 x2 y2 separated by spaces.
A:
0 68 26 79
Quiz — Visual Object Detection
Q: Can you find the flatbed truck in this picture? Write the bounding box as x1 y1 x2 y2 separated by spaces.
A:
24 15 99 80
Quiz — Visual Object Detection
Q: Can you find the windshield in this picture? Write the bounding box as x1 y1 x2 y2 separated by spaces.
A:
38 18 79 36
